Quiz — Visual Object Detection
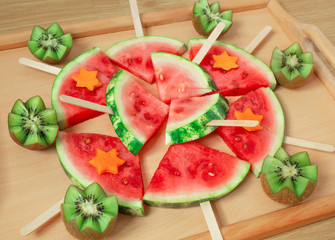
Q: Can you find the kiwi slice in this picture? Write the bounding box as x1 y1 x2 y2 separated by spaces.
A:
27 22 72 64
270 42 314 88
8 96 59 150
61 183 118 240
261 147 318 205
192 0 233 36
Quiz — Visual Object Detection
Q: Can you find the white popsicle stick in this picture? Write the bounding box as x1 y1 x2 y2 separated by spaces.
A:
20 198 64 236
19 57 61 75
129 0 144 37
206 119 259 127
192 22 226 65
244 25 272 53
60 95 114 115
200 201 223 240
284 136 335 152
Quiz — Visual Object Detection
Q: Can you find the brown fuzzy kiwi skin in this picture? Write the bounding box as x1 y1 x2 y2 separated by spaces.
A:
260 174 317 205
9 128 59 151
274 65 315 89
61 204 117 240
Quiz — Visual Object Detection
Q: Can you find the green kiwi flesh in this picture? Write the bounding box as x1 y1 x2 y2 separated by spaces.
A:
261 147 317 205
27 22 72 64
192 0 232 36
8 96 59 150
270 42 314 88
61 183 118 240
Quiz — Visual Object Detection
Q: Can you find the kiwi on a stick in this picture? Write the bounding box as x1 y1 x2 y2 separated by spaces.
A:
61 183 118 240
192 0 232 36
270 42 314 88
260 147 318 205
27 22 72 64
8 95 59 150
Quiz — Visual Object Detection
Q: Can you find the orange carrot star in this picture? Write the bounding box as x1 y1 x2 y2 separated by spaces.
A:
234 108 263 131
212 51 239 71
89 148 126 175
72 67 102 91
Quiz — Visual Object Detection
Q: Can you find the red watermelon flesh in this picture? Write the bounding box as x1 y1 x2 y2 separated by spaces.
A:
105 36 187 84
56 132 145 216
188 39 276 96
143 142 250 207
217 87 284 177
51 48 116 129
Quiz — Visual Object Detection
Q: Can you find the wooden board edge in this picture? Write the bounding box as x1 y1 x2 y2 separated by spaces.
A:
267 0 335 99
0 0 268 51
181 193 335 240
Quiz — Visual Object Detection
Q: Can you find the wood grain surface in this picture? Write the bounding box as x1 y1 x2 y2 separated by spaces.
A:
1 0 335 239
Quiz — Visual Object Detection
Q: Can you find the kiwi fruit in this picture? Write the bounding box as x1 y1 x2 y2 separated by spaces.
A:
270 42 314 88
27 22 72 64
192 0 232 36
61 183 118 240
260 147 318 205
8 95 59 150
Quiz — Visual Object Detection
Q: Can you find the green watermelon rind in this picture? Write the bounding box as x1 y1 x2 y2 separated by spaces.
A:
106 70 144 155
142 160 250 208
55 132 145 216
166 93 229 145
104 35 187 57
51 47 102 130
251 87 285 177
187 38 277 91
151 52 217 99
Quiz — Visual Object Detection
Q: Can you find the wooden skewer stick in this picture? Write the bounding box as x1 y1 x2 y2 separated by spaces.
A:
19 57 61 75
129 0 144 37
283 136 335 152
244 25 272 53
60 95 114 115
20 198 64 236
206 119 259 127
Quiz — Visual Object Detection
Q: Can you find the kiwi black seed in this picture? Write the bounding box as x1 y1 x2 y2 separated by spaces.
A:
8 95 59 150
270 42 314 88
27 22 72 64
61 183 118 240
192 0 233 36
260 147 318 205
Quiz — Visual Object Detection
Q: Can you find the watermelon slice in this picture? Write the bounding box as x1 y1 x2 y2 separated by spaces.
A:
143 142 250 207
166 93 229 145
56 132 144 216
105 36 187 84
106 70 169 155
217 87 285 177
188 38 277 96
51 47 116 130
151 52 217 103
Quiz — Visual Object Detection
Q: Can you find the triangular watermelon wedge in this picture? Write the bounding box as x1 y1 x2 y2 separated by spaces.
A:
106 70 169 155
151 52 217 103
217 87 285 177
105 36 187 84
56 132 145 216
188 38 277 96
143 142 250 207
51 47 116 130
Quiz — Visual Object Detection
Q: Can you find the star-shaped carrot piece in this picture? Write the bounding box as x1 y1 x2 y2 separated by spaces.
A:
72 67 102 91
89 148 126 175
212 51 239 71
234 108 263 131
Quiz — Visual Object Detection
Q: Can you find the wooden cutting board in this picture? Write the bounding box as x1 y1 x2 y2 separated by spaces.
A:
1 0 335 239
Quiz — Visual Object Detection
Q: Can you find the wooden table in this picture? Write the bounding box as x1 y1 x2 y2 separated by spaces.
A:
1 0 335 239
